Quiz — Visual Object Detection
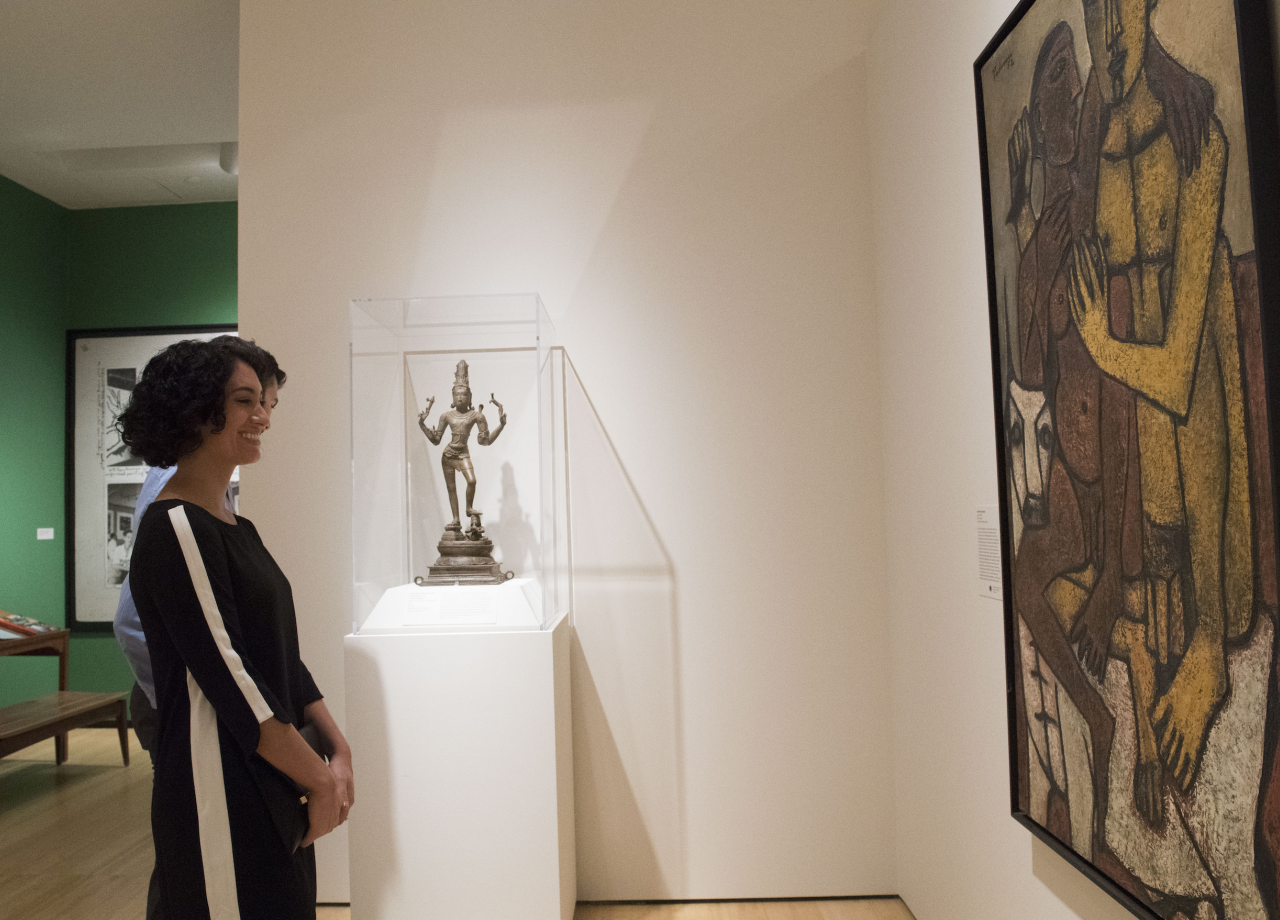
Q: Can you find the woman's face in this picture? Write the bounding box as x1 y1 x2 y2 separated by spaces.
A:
198 360 278 468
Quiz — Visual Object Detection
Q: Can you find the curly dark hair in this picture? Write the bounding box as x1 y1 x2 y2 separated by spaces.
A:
117 336 286 468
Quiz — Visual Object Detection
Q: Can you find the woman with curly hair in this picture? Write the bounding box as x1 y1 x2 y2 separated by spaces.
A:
118 336 352 920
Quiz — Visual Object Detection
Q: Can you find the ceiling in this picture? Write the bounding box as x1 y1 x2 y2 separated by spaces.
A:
0 0 239 209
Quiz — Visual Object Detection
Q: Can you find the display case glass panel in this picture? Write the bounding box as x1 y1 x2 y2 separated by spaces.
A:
350 295 568 632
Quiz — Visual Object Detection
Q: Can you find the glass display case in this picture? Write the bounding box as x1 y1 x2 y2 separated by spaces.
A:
349 294 569 633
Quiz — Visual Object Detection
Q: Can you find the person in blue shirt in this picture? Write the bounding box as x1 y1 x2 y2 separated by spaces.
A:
115 464 175 716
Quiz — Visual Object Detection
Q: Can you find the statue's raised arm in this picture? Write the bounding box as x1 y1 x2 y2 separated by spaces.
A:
417 396 445 445
476 393 506 446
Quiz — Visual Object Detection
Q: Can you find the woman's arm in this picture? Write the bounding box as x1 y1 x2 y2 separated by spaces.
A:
304 698 355 827
257 717 344 847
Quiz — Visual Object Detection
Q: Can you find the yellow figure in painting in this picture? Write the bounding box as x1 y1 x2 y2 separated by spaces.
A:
1067 0 1253 793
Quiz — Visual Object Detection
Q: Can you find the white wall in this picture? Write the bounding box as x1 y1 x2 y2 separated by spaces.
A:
238 0 893 902
865 2 1159 919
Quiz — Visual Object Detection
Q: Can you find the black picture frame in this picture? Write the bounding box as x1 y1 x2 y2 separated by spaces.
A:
976 0 1280 917
66 324 236 633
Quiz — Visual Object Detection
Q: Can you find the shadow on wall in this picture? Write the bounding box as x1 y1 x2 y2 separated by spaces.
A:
564 353 687 899
488 461 539 575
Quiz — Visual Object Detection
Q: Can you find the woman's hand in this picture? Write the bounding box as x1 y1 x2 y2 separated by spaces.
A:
329 749 356 826
257 716 342 848
300 698 354 826
301 770 344 847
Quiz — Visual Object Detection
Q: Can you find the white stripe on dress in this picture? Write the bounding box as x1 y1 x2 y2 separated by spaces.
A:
168 505 274 723
188 670 242 920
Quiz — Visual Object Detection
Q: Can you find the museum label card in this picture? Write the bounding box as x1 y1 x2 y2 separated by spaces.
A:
404 587 499 626
976 504 1003 601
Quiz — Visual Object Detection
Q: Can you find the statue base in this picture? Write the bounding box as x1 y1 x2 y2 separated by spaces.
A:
418 524 512 586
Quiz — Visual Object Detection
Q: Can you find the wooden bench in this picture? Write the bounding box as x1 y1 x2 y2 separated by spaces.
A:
0 691 129 765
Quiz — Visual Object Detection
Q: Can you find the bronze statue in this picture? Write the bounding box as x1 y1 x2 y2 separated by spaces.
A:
415 360 512 585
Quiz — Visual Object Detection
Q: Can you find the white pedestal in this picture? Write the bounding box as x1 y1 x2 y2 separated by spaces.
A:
345 601 575 920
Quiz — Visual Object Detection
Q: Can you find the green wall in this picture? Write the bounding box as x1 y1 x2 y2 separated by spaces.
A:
67 202 237 329
0 195 236 708
0 177 70 708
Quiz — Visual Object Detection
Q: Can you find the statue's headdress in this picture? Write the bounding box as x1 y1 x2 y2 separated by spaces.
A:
452 360 471 397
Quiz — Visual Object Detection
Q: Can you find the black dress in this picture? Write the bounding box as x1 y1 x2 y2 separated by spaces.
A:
131 499 322 920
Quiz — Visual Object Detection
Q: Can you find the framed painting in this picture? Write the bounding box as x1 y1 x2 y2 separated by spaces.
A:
975 0 1280 916
66 325 236 632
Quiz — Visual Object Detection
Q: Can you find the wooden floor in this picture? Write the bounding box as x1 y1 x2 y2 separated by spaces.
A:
0 728 152 920
2 729 914 920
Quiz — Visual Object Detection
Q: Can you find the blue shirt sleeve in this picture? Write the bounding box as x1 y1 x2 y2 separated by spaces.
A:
113 466 178 707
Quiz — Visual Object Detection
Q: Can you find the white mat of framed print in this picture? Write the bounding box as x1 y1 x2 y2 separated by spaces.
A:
67 325 236 631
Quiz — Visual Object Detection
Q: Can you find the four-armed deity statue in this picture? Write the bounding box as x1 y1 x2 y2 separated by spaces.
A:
415 359 512 584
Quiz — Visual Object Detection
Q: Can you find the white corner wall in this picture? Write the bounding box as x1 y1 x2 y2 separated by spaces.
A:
238 0 894 903
865 2 1160 919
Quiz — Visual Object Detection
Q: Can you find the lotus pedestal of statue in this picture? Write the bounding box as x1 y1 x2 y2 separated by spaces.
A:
416 514 512 586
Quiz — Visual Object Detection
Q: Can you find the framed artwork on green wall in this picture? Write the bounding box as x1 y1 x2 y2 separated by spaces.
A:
975 0 1280 917
67 325 235 632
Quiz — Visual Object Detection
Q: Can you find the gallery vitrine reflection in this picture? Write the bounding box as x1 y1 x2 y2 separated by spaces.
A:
349 294 569 633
